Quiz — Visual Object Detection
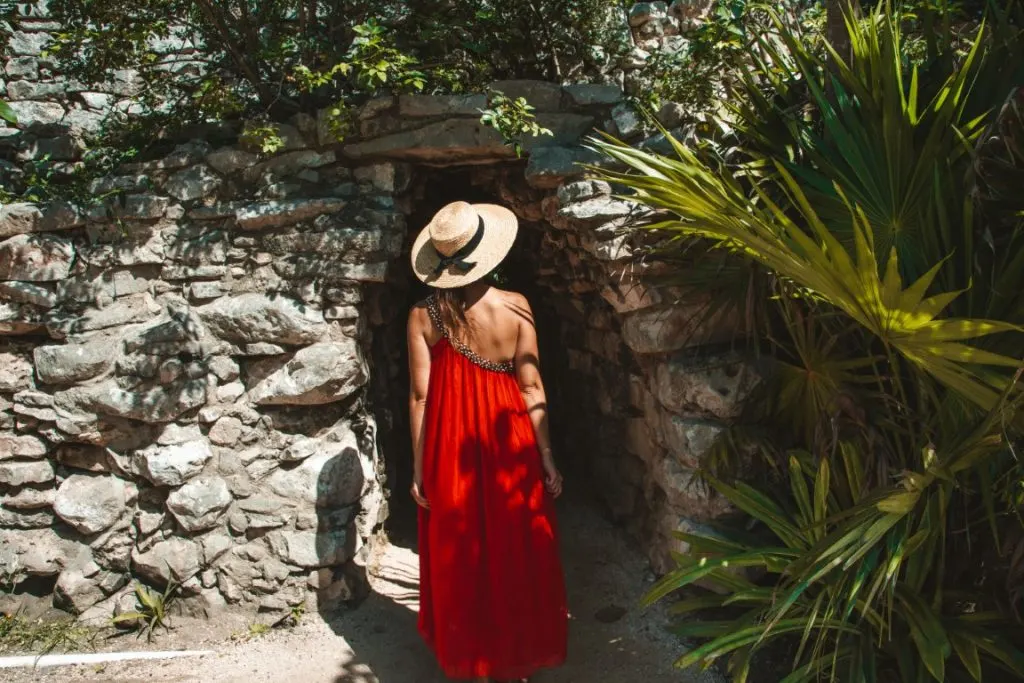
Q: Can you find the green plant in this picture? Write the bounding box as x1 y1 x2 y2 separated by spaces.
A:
0 99 16 125
111 580 179 642
0 608 101 656
239 120 285 155
478 90 554 158
589 2 1024 680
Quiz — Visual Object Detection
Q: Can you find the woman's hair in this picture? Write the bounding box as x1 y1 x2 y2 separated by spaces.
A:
435 287 468 337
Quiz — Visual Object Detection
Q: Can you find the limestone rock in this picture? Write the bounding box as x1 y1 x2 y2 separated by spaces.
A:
235 198 346 231
0 528 74 577
53 474 126 535
557 195 638 222
197 293 328 345
563 83 623 106
132 538 201 585
206 148 258 175
0 460 55 486
659 414 724 469
249 341 367 406
267 446 364 509
397 93 487 117
343 118 514 164
0 203 42 238
7 101 64 127
489 80 564 111
166 476 232 532
208 415 243 446
654 354 759 420
34 342 111 384
0 281 57 308
157 423 202 446
266 529 349 568
135 438 213 486
0 351 33 391
0 233 74 281
57 378 207 424
0 507 55 528
621 303 738 354
525 146 605 189
165 164 221 202
0 433 47 458
611 102 643 139
1 486 56 509
47 293 162 338
54 558 108 614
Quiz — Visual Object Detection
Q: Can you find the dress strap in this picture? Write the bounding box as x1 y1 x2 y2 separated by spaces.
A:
426 294 515 375
426 294 447 339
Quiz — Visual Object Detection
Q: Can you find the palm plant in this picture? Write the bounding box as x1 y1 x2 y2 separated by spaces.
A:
588 2 1024 681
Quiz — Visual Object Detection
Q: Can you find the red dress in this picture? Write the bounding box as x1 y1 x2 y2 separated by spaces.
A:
418 296 568 680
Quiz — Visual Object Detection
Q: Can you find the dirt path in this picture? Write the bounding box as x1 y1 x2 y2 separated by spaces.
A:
8 494 724 683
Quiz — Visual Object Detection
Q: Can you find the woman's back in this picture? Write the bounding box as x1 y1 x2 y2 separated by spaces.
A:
427 286 530 368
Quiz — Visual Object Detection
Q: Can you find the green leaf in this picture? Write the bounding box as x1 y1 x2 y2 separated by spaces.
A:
0 100 17 125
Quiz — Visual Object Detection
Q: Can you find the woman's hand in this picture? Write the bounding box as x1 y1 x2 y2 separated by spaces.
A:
542 454 563 498
411 478 429 509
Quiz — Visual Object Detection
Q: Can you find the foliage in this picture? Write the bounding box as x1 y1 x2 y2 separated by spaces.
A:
589 1 1024 680
0 99 15 125
110 579 179 642
0 608 101 656
478 90 554 158
43 1 628 127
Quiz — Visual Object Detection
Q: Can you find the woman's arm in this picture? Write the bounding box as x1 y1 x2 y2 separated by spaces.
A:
512 295 563 497
407 305 432 508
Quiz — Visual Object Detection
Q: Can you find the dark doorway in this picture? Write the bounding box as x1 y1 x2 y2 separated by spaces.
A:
369 166 573 547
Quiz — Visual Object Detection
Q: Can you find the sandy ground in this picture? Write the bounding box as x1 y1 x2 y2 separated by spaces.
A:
6 493 725 683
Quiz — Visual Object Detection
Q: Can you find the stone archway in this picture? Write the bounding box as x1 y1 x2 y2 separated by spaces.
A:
0 79 755 622
343 86 761 571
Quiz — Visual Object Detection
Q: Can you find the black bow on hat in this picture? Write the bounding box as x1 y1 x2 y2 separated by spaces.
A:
432 215 485 276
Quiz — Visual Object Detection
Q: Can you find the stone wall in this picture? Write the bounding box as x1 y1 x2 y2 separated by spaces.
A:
0 0 755 615
0 131 399 618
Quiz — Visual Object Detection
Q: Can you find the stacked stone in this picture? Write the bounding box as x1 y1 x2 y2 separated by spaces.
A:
534 179 760 574
344 79 635 192
0 120 403 616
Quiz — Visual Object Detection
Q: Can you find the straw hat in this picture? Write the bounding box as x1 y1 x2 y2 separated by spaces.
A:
410 201 518 288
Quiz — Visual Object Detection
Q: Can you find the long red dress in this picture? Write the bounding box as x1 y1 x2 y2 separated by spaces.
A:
418 296 568 680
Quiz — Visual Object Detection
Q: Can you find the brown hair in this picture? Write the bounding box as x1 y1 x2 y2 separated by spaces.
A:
435 287 468 338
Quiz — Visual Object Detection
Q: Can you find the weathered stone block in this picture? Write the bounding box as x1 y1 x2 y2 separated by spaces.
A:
563 83 623 106
206 148 258 175
654 353 759 420
235 198 346 231
266 529 350 569
0 460 55 486
165 164 222 202
34 342 111 384
0 233 74 281
0 433 47 459
488 80 564 111
132 537 201 585
248 340 368 406
6 101 63 127
135 438 213 486
0 281 57 308
53 474 127 535
267 447 365 508
197 293 328 345
166 476 232 532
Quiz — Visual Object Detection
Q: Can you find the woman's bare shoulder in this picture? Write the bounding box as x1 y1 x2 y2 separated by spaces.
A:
408 298 431 325
492 288 534 326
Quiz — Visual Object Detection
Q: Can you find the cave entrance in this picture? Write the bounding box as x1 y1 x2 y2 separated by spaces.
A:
369 164 612 546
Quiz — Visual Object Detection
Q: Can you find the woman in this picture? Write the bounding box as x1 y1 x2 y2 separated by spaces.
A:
407 200 568 682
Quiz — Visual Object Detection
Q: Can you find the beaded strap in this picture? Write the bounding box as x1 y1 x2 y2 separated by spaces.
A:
427 295 515 374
